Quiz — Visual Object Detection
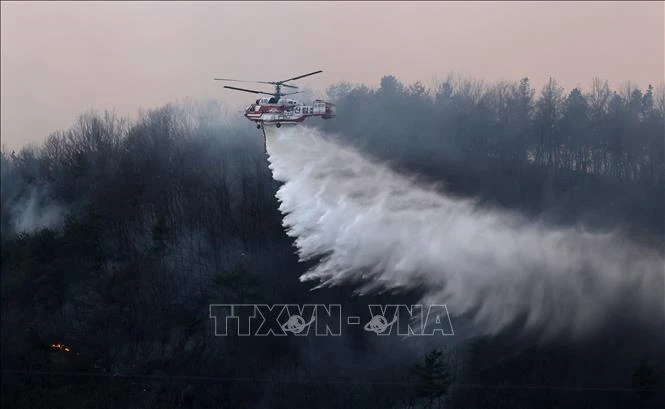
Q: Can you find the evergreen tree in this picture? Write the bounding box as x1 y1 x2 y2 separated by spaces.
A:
412 348 454 409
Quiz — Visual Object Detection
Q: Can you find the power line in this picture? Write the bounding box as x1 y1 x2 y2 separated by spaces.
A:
2 369 663 393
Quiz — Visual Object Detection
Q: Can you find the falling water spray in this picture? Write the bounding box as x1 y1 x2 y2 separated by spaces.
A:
263 125 664 341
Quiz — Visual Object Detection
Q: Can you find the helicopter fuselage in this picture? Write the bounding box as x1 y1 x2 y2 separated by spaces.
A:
244 99 336 127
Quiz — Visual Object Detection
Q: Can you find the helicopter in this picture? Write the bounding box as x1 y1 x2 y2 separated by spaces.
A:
214 70 336 134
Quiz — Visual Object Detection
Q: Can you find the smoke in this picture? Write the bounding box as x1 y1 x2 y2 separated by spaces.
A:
1 152 65 235
264 125 664 341
11 185 65 234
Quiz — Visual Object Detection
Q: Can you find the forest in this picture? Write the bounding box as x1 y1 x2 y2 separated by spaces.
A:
1 74 664 408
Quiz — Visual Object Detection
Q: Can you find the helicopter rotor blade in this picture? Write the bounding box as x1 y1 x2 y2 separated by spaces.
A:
279 70 323 84
222 86 275 96
214 78 260 83
214 78 297 89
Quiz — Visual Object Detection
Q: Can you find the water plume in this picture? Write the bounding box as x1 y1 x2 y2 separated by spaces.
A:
264 125 664 341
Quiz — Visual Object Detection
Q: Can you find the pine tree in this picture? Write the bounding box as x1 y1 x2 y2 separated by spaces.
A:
412 348 454 409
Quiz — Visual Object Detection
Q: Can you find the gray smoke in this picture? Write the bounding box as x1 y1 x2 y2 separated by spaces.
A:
264 125 664 341
11 185 65 233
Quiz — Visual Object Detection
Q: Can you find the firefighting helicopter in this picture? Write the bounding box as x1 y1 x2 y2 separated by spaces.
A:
213 70 336 132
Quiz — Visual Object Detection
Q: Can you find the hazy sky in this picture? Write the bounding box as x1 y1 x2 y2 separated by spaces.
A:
1 1 663 150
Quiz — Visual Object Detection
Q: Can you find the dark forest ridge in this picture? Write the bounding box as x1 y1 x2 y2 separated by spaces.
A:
2 74 664 408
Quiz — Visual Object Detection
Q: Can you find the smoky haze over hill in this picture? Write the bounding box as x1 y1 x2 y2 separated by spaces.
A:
1 74 664 408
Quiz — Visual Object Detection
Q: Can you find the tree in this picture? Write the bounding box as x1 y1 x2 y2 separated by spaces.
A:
326 81 353 103
631 357 665 409
379 75 404 95
534 78 565 168
561 88 590 172
412 348 454 409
